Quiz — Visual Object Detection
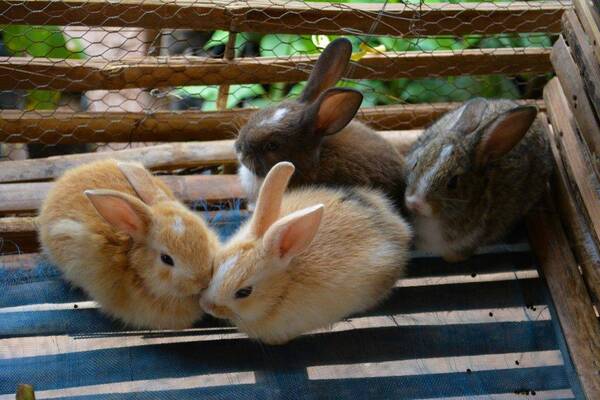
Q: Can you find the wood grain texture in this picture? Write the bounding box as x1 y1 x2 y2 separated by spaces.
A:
0 141 236 183
0 217 38 254
540 114 600 307
0 130 421 183
0 0 566 36
0 174 244 214
562 10 600 122
527 198 600 398
544 79 600 245
0 48 553 91
0 101 544 144
573 0 600 66
550 36 600 179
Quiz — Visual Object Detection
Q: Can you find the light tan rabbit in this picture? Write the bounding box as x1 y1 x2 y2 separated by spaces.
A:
200 162 412 344
38 160 220 329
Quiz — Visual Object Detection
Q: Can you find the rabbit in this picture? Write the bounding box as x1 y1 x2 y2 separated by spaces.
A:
404 97 552 262
200 162 412 345
37 159 220 329
235 37 407 210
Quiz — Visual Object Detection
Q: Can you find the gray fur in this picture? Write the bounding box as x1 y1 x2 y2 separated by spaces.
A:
404 98 553 261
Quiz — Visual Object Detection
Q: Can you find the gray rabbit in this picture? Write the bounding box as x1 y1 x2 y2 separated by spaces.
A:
404 97 552 262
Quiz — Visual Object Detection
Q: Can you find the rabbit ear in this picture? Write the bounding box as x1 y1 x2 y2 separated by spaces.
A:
85 189 152 241
448 97 489 134
306 88 362 136
250 162 295 238
299 38 352 103
117 162 169 205
263 204 324 262
475 106 537 166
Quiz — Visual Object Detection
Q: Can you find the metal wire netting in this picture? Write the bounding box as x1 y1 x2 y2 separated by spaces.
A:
0 0 567 161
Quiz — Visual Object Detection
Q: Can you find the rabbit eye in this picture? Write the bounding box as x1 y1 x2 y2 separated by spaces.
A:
264 141 279 152
235 286 253 299
447 175 459 190
160 253 175 267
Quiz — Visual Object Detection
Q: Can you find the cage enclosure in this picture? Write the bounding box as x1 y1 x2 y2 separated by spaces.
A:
0 0 599 399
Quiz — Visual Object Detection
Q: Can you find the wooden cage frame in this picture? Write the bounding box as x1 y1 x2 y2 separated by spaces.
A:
0 0 599 398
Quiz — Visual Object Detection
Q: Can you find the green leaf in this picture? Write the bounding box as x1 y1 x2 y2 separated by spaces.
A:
204 30 248 56
2 25 83 59
378 37 411 52
204 30 230 49
26 90 60 110
260 34 292 57
288 82 307 98
227 84 266 108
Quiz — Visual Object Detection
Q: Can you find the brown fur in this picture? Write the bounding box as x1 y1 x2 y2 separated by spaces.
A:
202 163 412 344
235 38 406 209
38 160 220 329
405 98 553 261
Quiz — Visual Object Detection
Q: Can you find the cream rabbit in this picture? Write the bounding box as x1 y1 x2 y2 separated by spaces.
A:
38 160 220 329
200 162 412 344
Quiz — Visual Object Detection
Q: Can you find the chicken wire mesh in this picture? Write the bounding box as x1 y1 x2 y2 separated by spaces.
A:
0 0 567 161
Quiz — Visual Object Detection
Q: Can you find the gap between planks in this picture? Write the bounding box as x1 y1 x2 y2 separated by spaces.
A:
0 48 553 91
0 0 566 35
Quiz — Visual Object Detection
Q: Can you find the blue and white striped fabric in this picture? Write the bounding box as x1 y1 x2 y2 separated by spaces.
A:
0 213 584 399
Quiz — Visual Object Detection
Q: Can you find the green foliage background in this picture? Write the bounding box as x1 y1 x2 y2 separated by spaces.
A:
1 0 554 111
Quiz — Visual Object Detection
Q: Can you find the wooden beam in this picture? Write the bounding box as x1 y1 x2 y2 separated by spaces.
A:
0 101 544 144
0 0 566 36
562 10 600 122
541 115 600 307
550 36 600 179
527 197 600 399
0 174 244 214
0 217 38 254
0 141 236 183
573 0 600 66
0 130 421 183
0 48 553 91
544 78 600 245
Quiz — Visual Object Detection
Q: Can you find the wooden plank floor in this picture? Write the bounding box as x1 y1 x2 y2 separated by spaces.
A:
0 213 583 399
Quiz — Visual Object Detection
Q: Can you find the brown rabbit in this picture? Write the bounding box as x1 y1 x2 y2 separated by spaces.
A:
201 162 412 345
404 98 552 262
235 38 406 209
38 160 220 329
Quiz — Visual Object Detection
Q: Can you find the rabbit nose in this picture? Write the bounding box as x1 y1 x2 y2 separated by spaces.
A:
406 195 430 216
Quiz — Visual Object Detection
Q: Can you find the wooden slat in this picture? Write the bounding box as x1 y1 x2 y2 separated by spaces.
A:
0 0 566 36
0 141 236 183
0 217 38 254
0 130 421 183
541 115 600 307
0 48 553 91
550 36 600 179
527 199 600 399
573 0 600 66
0 174 244 214
544 78 600 246
0 101 545 144
562 10 600 121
